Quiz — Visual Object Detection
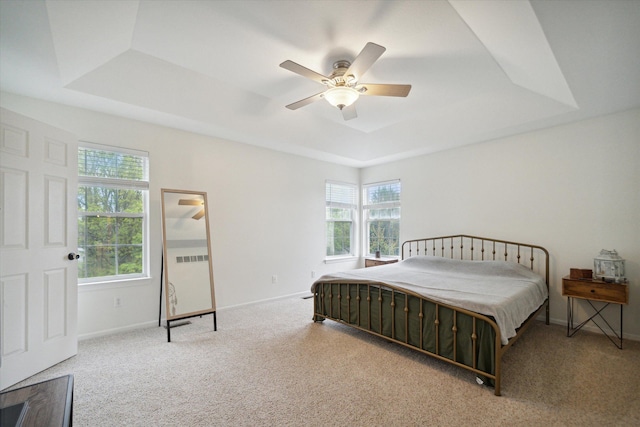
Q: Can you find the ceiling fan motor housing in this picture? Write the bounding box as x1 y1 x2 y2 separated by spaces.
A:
329 60 354 86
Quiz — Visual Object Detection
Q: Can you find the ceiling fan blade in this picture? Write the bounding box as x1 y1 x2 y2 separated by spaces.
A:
341 104 357 121
280 60 330 84
285 92 325 110
345 42 386 82
359 83 412 97
192 209 205 220
179 199 202 206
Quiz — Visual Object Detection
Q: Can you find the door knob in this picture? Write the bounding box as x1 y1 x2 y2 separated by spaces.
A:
68 252 80 260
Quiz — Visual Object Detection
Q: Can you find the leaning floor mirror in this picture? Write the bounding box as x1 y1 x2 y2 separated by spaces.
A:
160 189 217 342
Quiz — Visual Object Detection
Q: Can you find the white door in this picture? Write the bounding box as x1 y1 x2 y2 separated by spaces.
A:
0 108 78 390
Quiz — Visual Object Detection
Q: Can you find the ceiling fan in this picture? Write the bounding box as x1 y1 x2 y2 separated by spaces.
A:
280 42 411 120
178 198 205 220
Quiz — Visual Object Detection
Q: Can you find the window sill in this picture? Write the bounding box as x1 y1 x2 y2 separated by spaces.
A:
324 255 359 264
78 276 151 291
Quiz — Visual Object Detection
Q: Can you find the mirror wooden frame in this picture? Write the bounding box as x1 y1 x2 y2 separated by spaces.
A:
160 188 216 342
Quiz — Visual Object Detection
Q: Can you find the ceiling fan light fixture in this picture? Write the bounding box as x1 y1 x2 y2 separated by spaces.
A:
281 43 410 119
323 86 359 110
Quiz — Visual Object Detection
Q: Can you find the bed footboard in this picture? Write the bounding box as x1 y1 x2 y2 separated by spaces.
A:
313 282 505 394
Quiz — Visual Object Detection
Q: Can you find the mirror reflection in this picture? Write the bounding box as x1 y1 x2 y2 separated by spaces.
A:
161 189 216 320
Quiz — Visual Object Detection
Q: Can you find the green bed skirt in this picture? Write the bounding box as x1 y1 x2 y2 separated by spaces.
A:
313 282 497 385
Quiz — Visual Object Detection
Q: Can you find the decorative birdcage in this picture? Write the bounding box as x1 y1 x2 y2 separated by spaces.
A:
593 249 626 283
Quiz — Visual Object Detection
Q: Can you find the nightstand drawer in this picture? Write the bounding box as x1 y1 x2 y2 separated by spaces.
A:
562 277 628 304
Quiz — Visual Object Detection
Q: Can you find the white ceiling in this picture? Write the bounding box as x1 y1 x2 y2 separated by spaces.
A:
1 0 639 167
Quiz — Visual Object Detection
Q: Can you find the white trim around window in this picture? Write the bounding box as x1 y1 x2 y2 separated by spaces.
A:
77 142 150 285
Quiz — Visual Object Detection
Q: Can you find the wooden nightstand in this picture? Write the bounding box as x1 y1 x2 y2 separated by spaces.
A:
364 257 398 268
562 276 629 349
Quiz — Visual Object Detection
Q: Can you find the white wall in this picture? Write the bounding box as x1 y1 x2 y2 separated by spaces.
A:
1 92 360 337
361 108 640 340
3 92 638 341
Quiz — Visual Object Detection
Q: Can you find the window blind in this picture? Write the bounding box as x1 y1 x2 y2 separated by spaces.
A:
326 181 357 209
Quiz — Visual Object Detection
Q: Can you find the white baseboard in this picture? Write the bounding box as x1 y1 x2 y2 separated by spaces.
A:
79 319 158 341
216 291 310 312
78 291 310 341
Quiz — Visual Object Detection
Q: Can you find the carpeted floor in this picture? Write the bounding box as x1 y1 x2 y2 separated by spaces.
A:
6 296 640 426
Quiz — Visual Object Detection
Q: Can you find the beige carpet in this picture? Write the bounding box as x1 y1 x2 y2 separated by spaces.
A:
6 296 640 426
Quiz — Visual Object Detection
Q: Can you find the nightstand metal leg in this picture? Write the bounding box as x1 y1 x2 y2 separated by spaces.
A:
620 304 623 350
566 297 578 335
567 297 572 336
566 297 623 349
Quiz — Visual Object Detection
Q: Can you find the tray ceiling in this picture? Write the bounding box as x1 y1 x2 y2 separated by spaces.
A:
1 0 639 167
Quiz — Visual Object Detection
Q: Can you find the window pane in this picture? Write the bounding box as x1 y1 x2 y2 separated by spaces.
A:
367 207 400 220
117 217 143 244
326 222 352 256
326 207 352 221
86 216 116 245
78 148 116 177
78 216 87 248
78 147 147 180
326 182 356 205
78 186 116 213
325 181 356 257
117 245 143 274
118 155 145 180
117 189 143 213
368 220 400 256
79 246 116 278
365 182 401 204
77 187 87 212
364 180 401 257
78 186 143 214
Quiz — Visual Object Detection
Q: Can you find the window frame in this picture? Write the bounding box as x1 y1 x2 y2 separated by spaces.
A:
77 141 150 285
362 179 401 258
325 180 358 260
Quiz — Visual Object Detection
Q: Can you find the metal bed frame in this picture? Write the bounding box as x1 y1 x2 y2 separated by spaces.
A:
312 234 549 396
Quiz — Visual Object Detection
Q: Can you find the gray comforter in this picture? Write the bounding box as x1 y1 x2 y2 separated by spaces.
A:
312 256 548 344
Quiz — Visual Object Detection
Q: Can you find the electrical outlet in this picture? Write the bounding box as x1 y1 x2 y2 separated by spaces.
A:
114 297 122 308
272 275 278 284
311 270 316 278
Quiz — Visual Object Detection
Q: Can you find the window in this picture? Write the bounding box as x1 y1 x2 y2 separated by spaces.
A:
363 180 401 257
325 181 357 257
77 143 149 283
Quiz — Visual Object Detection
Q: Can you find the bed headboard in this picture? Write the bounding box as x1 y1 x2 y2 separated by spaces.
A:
401 234 549 285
